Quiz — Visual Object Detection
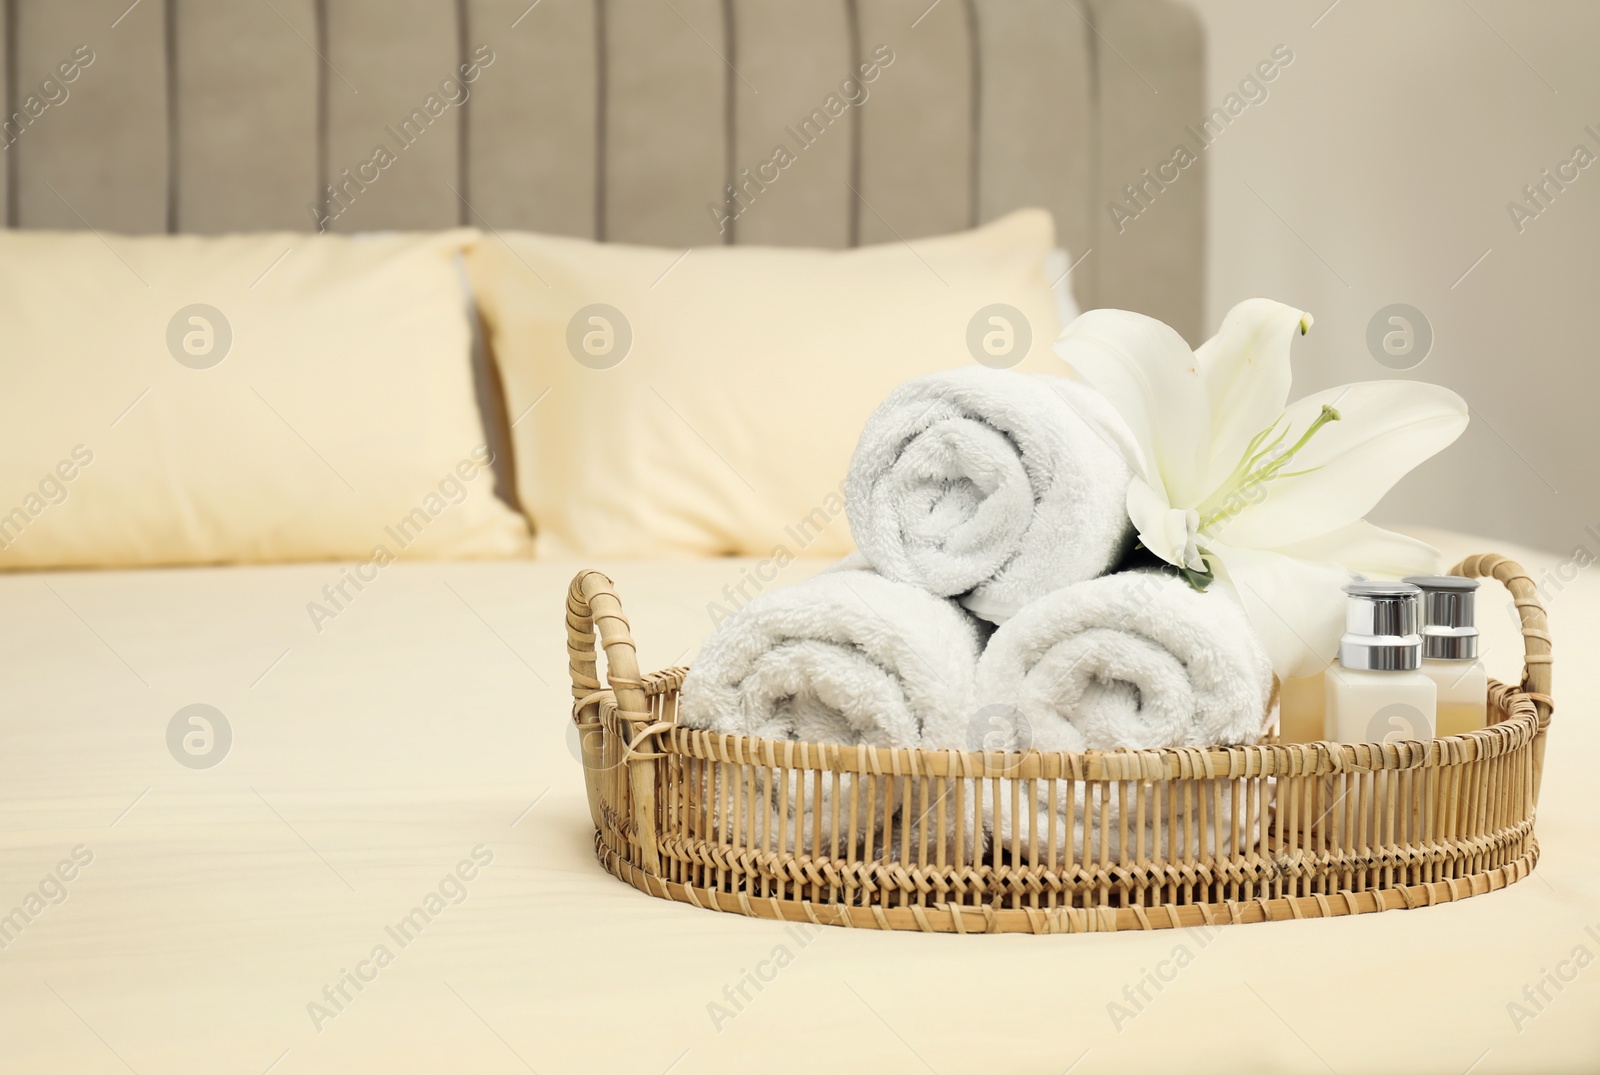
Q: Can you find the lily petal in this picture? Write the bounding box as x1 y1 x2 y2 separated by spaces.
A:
1268 520 1444 579
1212 380 1468 549
1195 299 1310 492
1127 479 1203 570
1209 541 1350 680
1038 375 1149 480
1054 309 1211 504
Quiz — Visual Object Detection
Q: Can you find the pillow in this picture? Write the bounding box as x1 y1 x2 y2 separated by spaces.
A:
468 209 1064 558
0 229 532 568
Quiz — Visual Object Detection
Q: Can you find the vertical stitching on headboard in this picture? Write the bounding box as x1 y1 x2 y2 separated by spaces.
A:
962 0 980 229
720 0 735 245
314 0 329 229
3 0 17 227
456 0 469 226
1084 0 1101 309
843 0 861 247
594 0 608 241
164 0 177 233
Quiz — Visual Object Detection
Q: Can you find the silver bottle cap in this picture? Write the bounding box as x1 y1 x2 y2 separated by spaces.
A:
1339 581 1423 671
1403 575 1480 661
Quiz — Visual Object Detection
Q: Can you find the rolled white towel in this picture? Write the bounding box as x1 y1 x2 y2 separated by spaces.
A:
681 569 980 747
679 570 983 858
975 570 1274 860
845 367 1136 624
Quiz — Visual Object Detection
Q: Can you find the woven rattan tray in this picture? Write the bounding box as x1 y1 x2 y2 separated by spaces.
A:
567 553 1552 934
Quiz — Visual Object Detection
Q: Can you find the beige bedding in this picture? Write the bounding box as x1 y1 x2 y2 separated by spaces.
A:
1 533 1595 1073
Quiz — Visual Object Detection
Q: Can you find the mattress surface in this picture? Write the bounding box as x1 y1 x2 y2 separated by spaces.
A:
0 537 1595 1073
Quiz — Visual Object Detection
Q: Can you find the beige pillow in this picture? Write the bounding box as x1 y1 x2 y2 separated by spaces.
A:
469 210 1064 558
0 229 531 568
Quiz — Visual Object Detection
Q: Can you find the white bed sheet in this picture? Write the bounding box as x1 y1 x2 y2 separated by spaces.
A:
0 534 1596 1074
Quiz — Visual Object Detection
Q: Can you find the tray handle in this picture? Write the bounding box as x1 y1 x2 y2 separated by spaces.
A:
566 569 649 722
1450 553 1553 723
566 570 661 873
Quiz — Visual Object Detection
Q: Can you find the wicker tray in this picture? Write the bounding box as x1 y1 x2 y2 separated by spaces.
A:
566 553 1552 934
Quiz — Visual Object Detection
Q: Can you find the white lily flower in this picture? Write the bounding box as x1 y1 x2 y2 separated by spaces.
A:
1054 298 1469 679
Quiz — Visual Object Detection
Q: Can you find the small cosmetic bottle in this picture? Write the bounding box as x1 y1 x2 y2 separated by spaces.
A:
1325 582 1437 744
1404 575 1488 736
1277 575 1365 743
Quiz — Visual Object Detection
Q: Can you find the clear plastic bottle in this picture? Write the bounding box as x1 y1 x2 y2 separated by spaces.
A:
1325 582 1436 744
1404 575 1488 736
1277 575 1365 744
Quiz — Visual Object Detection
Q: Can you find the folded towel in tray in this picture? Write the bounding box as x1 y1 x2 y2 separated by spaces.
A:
845 367 1136 624
679 569 984 858
974 570 1275 860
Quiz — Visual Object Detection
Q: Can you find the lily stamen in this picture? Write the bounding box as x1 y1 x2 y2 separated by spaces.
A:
1197 405 1341 530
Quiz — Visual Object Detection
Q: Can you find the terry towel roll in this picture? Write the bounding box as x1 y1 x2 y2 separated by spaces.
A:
679 569 983 858
975 570 1275 860
845 367 1136 624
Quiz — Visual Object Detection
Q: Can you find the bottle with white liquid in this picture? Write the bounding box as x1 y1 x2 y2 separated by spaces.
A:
1325 582 1436 744
1404 575 1488 736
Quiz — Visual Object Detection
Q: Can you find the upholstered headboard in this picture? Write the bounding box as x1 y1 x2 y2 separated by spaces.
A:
0 0 1205 338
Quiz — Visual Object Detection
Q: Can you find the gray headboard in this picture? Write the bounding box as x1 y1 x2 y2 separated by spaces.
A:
0 0 1205 339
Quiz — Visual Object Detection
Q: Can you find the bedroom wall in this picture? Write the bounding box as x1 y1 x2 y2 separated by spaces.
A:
1177 0 1599 555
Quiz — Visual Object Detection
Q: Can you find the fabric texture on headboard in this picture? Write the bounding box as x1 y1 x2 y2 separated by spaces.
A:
0 0 1205 339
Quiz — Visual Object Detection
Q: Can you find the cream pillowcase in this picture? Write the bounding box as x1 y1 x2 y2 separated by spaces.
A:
0 229 531 568
469 209 1065 558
